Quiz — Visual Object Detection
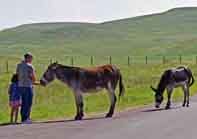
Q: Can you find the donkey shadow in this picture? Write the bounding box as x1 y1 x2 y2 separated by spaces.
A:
0 116 106 127
34 116 106 124
141 105 182 113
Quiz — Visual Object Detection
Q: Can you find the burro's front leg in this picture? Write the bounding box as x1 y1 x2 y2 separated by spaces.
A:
182 85 187 107
106 82 117 118
186 85 190 107
74 91 84 120
166 87 173 109
182 85 190 107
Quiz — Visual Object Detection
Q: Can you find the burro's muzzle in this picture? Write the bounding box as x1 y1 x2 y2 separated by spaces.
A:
40 77 48 86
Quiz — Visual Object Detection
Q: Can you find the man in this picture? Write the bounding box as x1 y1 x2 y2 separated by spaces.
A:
16 53 39 124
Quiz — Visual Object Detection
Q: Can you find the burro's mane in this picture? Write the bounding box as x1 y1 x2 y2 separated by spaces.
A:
157 70 171 94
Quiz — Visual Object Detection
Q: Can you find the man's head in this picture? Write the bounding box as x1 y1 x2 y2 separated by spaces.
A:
24 53 33 63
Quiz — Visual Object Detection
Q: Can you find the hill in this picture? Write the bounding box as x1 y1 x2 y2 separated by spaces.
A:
0 7 197 60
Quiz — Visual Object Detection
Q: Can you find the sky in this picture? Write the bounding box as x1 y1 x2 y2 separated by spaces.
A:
0 0 197 30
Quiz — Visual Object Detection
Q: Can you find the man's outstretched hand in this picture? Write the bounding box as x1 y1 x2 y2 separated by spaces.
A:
33 81 40 85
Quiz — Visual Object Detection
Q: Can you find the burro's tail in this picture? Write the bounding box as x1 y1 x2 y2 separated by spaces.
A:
118 71 125 99
185 67 195 87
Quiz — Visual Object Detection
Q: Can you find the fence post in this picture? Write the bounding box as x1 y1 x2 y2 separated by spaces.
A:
196 56 197 65
179 55 182 64
6 61 8 73
128 56 130 66
90 56 93 65
71 56 74 66
50 59 53 64
109 56 112 64
162 56 165 64
145 56 148 64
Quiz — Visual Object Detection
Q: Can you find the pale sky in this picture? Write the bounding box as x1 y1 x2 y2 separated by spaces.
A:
0 0 197 30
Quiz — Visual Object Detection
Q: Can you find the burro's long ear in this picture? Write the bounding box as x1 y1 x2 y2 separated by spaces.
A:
150 86 157 93
51 61 58 70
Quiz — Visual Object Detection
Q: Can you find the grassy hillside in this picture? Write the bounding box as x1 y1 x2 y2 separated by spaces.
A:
0 7 197 60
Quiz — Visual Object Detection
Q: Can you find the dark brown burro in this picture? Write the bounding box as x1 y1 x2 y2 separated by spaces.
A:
40 62 125 120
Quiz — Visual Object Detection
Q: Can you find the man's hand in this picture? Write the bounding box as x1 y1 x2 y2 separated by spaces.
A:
33 81 40 85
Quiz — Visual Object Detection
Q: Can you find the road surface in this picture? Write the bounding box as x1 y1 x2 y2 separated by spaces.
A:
1 97 197 139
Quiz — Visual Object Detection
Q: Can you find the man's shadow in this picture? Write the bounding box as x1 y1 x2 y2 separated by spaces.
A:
0 116 106 127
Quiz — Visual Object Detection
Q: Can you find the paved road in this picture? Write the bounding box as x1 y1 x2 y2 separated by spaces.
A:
1 97 197 139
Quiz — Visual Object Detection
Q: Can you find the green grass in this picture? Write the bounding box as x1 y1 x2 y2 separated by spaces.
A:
1 7 197 123
0 63 197 123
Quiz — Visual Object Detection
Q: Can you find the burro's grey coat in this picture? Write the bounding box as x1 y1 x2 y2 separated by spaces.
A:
40 62 125 120
151 66 195 109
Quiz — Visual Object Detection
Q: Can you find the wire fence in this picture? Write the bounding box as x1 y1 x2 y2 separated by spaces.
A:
0 55 197 74
48 55 197 65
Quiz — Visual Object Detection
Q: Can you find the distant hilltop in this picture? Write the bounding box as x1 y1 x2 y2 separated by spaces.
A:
0 7 197 57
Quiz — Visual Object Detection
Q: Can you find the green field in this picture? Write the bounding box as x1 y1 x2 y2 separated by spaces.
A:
1 7 197 123
0 63 196 124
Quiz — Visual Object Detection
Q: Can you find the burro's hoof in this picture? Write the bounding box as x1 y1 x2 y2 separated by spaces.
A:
105 113 113 118
165 105 170 110
75 115 83 120
155 105 160 108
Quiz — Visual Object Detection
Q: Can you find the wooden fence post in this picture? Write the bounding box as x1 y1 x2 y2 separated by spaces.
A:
179 55 182 64
196 56 197 65
6 61 8 73
109 56 112 64
162 56 165 64
145 56 148 64
90 56 93 65
71 56 74 66
50 59 53 64
128 56 130 66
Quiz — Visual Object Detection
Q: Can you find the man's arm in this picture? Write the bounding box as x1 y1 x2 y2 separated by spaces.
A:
30 66 40 85
31 71 40 85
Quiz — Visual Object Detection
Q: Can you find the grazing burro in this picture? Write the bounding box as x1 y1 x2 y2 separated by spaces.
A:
40 62 125 120
151 66 195 109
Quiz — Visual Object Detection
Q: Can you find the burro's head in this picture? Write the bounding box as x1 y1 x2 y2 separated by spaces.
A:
40 62 58 86
150 86 163 108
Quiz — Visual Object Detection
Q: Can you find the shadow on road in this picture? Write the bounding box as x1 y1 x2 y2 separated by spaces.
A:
141 106 182 113
0 122 20 126
34 116 106 124
0 116 106 127
141 108 165 112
